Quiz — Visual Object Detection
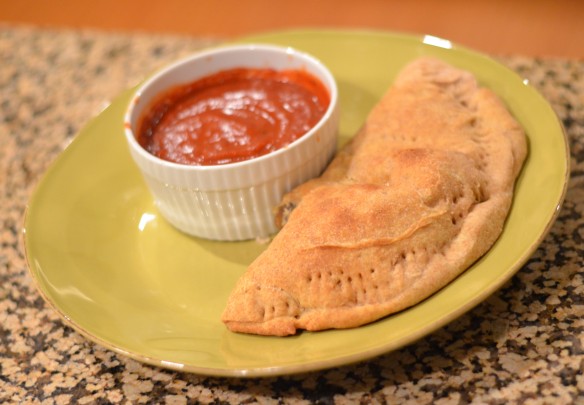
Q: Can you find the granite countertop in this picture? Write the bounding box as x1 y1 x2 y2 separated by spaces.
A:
1 24 583 404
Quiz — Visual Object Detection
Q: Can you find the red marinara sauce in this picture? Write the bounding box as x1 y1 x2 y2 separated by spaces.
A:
137 67 330 165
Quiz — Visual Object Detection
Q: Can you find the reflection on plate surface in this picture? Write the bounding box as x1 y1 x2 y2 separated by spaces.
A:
24 30 569 377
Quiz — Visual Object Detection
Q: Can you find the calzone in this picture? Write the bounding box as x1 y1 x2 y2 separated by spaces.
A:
221 57 527 336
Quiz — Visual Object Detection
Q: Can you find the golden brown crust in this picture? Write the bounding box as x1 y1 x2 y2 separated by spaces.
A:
222 57 527 336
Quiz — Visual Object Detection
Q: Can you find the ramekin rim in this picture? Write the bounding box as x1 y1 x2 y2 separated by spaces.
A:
123 43 339 173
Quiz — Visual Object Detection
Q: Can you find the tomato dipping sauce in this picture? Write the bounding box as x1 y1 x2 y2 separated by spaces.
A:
137 67 330 165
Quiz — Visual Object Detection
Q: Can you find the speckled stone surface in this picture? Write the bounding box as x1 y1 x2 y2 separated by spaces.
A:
1 24 583 404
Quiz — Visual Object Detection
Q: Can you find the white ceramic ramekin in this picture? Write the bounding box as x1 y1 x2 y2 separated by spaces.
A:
124 44 339 241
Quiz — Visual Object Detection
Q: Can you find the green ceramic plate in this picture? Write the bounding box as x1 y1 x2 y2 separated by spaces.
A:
24 30 569 377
